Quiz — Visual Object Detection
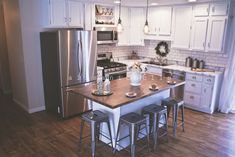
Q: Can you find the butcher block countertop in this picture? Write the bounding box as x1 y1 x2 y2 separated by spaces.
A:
69 73 185 109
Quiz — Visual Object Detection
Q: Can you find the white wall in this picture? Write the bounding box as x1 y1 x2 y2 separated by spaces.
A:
2 0 28 109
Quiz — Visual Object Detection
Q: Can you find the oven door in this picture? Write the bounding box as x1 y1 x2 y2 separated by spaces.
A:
108 70 127 80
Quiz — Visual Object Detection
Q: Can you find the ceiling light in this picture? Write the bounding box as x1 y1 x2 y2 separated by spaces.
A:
143 0 150 34
151 3 159 6
114 0 121 4
117 0 123 33
188 0 197 2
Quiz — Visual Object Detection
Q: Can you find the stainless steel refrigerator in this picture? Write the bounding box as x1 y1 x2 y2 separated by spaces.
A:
40 29 97 118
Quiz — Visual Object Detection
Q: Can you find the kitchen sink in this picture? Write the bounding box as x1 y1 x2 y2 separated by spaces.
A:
141 61 170 66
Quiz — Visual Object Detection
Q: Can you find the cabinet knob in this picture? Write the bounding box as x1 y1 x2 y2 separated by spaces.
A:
69 17 72 22
191 84 195 87
192 76 196 79
207 79 211 82
64 17 67 23
190 96 194 99
204 89 206 93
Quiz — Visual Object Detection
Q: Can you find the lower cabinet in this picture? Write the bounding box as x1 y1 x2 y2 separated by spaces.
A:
184 73 221 114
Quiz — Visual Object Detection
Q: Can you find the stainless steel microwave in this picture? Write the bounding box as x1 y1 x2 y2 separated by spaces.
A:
94 27 118 44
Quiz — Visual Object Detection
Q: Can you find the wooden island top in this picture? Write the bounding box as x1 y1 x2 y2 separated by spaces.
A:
69 73 185 109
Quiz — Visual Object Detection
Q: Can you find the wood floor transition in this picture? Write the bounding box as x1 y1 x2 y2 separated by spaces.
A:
1 92 235 157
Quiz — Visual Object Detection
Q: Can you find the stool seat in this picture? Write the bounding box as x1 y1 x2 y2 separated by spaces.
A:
143 104 166 114
121 112 146 124
82 110 108 122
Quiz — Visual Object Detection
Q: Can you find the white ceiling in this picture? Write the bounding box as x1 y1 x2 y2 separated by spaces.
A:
84 0 225 7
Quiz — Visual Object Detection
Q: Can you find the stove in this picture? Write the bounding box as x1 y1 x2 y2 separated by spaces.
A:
97 52 127 80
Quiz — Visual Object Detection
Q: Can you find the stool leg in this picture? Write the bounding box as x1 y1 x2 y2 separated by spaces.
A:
145 119 150 153
79 119 85 148
130 124 137 157
181 105 185 132
114 121 121 155
152 113 158 151
91 122 96 157
96 123 100 142
107 121 114 152
172 105 177 137
164 112 169 142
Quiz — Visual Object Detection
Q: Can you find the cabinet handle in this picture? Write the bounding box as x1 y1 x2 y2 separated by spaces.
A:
203 42 205 48
190 96 194 99
204 89 206 93
207 79 211 82
207 7 209 13
208 42 210 48
192 76 196 79
64 17 67 23
212 7 215 13
159 28 160 32
191 84 195 87
69 17 72 22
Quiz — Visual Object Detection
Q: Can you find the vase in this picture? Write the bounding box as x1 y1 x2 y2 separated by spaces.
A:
130 70 142 86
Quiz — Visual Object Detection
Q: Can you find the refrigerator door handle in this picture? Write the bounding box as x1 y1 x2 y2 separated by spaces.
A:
77 41 82 77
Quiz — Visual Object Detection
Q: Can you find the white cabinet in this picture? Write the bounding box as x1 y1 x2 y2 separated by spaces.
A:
67 0 84 27
210 3 229 16
171 6 193 49
117 7 144 46
206 17 227 52
47 0 84 27
129 8 145 46
190 17 209 51
117 7 130 46
145 7 172 41
193 4 209 17
200 83 213 109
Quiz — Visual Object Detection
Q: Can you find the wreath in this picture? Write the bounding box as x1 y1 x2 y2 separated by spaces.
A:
155 41 169 57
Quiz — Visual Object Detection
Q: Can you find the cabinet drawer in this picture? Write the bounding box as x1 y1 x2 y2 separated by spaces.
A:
186 73 203 82
210 3 228 16
185 81 202 94
184 93 201 106
193 4 209 17
203 76 215 84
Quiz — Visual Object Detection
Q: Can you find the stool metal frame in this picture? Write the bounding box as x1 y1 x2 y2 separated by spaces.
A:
162 97 185 137
79 110 113 157
142 104 168 151
114 112 150 157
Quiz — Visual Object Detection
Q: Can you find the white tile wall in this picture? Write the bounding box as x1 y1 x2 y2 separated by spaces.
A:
97 40 229 71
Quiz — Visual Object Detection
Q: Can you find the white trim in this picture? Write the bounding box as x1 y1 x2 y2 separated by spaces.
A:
13 98 46 113
28 106 46 113
13 98 28 112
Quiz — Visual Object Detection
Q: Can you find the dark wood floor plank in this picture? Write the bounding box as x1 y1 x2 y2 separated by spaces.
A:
1 92 235 157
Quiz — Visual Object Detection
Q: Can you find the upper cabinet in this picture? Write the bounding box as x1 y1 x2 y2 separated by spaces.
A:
46 0 84 28
117 7 144 46
145 6 172 41
171 6 193 49
172 2 229 53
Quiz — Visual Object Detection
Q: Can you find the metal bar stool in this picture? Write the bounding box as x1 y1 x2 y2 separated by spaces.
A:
114 112 150 157
142 104 168 151
79 110 113 157
161 97 185 137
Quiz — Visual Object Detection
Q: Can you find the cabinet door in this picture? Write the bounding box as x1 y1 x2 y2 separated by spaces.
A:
172 6 193 49
200 84 213 109
210 3 228 16
118 7 130 46
129 8 144 46
49 0 67 26
158 7 172 36
193 4 209 17
67 0 84 27
147 7 158 35
206 17 227 52
190 17 208 51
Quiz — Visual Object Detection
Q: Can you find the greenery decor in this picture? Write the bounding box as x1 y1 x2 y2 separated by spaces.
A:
155 41 169 57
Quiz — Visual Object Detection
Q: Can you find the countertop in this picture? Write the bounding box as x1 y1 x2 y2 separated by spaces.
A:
69 73 185 109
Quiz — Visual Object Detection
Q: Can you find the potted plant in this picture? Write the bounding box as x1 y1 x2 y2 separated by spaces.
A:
129 62 147 86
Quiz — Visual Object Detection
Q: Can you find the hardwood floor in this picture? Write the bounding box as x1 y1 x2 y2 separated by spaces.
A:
1 92 235 157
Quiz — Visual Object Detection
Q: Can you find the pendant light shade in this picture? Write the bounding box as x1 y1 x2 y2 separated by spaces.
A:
117 0 123 33
143 0 149 34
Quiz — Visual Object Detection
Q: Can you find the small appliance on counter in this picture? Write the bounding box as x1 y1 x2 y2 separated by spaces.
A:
199 60 205 69
185 56 192 67
192 58 199 69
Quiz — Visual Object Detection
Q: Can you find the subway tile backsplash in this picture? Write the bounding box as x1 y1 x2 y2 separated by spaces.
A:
98 40 228 71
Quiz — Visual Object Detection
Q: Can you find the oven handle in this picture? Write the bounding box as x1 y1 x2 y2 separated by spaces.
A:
108 70 127 75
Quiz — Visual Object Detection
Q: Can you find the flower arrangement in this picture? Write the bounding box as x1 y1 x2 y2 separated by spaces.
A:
129 62 147 72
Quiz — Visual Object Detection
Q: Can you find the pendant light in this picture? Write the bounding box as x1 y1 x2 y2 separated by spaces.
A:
117 0 123 33
143 0 149 34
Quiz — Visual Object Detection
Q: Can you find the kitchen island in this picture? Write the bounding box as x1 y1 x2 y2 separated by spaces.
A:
70 73 185 150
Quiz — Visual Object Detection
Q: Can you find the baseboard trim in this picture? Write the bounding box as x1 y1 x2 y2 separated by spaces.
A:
13 98 28 112
13 98 45 113
28 106 45 114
